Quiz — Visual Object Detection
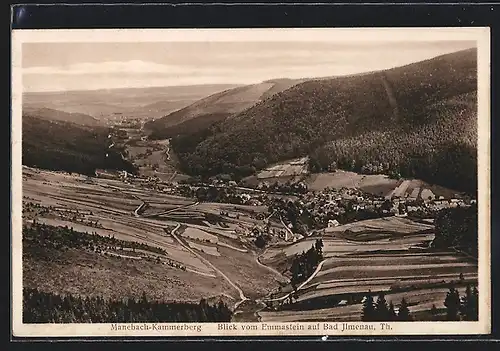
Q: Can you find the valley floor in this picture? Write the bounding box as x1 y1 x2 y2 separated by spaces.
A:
20 166 478 323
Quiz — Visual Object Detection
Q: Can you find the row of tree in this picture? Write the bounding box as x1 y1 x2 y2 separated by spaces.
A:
361 284 478 321
24 222 167 256
362 292 412 321
290 239 324 290
23 288 232 323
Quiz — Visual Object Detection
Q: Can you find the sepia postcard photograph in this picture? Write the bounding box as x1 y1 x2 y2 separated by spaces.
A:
11 27 491 337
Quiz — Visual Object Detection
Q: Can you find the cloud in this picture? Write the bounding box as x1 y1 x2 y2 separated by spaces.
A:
23 60 206 75
22 43 476 92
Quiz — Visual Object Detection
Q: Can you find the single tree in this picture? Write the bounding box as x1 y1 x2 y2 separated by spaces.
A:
430 304 439 320
471 285 479 320
375 293 389 321
444 287 461 321
462 285 479 321
362 291 376 322
397 298 412 321
388 301 397 321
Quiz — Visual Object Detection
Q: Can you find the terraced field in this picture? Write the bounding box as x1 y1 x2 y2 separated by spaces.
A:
259 215 477 322
21 167 281 306
257 157 309 179
21 167 477 321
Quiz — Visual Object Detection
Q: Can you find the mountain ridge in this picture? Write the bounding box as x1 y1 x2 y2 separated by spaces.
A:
145 79 308 139
171 48 478 193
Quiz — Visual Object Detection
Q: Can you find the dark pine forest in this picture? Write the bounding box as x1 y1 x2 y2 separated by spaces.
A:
170 48 478 194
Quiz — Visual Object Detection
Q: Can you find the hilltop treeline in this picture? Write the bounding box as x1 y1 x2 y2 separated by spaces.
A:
433 203 478 258
23 222 167 256
23 288 232 323
22 115 137 176
171 49 478 193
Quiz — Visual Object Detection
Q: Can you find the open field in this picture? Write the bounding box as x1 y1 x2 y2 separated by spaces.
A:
187 241 221 256
194 245 285 299
261 217 435 264
257 157 309 179
304 170 461 199
325 216 433 234
23 245 234 303
307 254 476 288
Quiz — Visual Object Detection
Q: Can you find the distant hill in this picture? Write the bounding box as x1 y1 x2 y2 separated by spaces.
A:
145 79 308 139
172 48 478 193
23 84 239 121
22 115 137 176
23 107 102 127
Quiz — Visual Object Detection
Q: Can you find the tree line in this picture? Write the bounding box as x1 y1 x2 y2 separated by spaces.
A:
433 203 478 258
24 222 167 257
361 284 478 321
289 239 324 290
23 288 232 323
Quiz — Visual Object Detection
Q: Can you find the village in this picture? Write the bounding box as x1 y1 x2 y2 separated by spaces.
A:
92 166 476 245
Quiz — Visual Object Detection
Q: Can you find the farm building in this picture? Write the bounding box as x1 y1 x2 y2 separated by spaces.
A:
328 219 340 228
95 169 118 179
420 188 436 201
247 198 263 206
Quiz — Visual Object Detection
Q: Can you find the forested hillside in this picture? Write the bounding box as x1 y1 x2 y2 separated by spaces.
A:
22 115 137 176
23 288 232 323
172 48 478 193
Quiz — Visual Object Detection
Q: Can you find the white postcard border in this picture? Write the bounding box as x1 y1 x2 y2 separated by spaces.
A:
11 27 492 337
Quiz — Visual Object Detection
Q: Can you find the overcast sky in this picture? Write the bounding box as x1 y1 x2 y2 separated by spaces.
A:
22 41 476 92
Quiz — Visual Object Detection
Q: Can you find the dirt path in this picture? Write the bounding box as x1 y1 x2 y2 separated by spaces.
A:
261 259 327 303
169 223 249 309
254 250 289 284
165 142 171 161
380 73 400 123
133 202 148 217
168 171 178 182
143 201 199 218
280 215 295 241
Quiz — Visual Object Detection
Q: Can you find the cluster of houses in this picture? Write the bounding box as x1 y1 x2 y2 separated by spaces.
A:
296 185 475 226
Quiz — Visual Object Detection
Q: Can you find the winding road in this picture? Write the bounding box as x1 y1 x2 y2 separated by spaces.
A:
141 201 199 218
254 253 288 283
261 259 327 303
168 223 249 309
103 178 321 315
